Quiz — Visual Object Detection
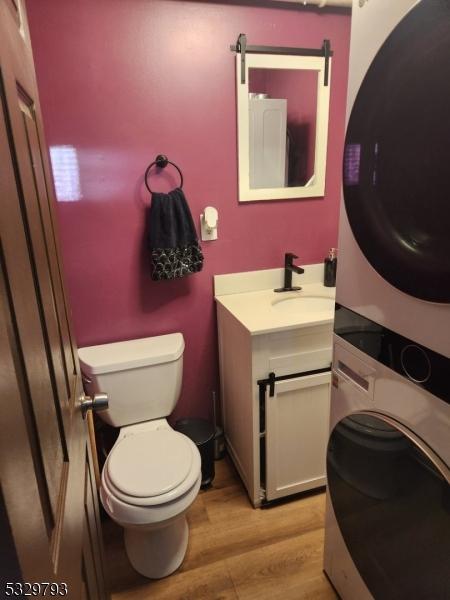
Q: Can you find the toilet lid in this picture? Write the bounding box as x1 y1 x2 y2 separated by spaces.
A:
107 430 194 498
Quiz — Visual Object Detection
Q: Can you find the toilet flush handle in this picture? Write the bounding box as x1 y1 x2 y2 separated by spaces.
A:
79 392 109 419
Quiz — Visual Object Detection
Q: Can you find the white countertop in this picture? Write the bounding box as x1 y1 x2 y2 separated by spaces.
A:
215 281 336 335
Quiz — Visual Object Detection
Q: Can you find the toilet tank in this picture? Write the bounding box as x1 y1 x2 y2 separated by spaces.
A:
78 334 184 427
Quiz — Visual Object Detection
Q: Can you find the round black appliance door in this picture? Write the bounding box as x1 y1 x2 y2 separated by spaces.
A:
343 0 450 303
327 413 450 600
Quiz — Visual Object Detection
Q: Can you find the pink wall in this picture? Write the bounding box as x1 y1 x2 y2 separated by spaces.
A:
26 0 350 421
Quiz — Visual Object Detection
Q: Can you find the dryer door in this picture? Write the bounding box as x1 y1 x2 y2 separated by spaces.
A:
327 411 450 600
343 0 450 303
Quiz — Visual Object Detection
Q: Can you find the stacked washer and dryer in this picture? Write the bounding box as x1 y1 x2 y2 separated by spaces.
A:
324 1 450 599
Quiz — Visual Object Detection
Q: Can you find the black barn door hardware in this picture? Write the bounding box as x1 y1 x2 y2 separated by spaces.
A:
230 34 333 86
257 366 332 398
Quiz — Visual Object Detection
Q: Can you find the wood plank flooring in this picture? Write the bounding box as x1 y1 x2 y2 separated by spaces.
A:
103 457 337 600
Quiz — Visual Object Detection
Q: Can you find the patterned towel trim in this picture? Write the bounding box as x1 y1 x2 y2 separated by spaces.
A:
151 242 204 280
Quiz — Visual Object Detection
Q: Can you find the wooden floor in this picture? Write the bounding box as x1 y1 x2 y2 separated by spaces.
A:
103 457 337 600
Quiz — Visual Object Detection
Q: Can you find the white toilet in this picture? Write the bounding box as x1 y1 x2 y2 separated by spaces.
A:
78 333 202 579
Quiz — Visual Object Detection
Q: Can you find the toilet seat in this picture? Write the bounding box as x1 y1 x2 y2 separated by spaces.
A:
104 429 201 507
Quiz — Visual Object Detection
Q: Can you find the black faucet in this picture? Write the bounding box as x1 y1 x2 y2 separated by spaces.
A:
274 253 305 293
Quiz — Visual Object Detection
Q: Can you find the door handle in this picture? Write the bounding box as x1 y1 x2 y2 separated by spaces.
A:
80 393 109 419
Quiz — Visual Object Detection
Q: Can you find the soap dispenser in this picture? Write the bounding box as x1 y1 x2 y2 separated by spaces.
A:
324 248 337 287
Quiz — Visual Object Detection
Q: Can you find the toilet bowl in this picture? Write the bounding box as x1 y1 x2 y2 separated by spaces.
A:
78 334 202 579
101 422 201 578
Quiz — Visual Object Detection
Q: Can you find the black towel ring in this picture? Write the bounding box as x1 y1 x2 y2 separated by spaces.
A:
144 154 184 194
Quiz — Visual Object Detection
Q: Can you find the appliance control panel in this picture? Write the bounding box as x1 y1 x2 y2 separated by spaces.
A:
334 303 449 405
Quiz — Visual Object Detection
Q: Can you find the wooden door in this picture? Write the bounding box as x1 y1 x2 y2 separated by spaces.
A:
265 371 331 501
0 1 108 597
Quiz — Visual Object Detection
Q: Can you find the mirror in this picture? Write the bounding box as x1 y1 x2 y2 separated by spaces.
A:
236 53 331 202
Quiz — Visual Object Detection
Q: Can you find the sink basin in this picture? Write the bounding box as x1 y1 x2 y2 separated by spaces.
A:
216 280 336 334
272 295 334 314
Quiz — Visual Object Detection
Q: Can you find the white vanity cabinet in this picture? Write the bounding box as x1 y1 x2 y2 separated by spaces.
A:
265 369 331 502
217 300 333 507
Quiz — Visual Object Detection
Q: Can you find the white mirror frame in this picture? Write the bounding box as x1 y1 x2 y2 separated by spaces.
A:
236 53 331 202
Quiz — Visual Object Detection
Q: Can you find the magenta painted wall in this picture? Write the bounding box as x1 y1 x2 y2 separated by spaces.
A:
26 0 351 421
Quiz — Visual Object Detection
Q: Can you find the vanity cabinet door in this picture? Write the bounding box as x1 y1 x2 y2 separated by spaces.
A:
265 371 331 501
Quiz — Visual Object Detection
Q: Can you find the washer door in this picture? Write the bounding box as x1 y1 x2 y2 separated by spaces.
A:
343 0 450 303
327 412 450 600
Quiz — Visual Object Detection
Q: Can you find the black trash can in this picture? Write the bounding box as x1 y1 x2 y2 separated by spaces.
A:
175 418 215 488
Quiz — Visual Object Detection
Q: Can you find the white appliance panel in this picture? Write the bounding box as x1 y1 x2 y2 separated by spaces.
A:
249 98 287 189
324 336 450 599
336 0 450 357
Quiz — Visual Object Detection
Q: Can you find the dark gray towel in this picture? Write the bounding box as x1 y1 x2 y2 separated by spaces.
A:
148 188 203 280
